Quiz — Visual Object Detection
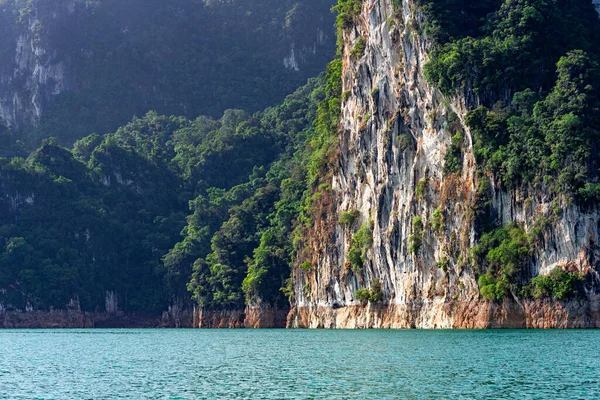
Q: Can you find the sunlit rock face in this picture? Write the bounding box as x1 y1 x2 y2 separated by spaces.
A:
288 0 600 329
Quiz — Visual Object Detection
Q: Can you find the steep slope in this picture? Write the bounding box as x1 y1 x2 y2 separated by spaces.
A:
288 0 600 328
0 0 335 146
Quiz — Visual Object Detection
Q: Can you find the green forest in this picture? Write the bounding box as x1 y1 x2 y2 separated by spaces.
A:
0 77 325 311
422 0 600 203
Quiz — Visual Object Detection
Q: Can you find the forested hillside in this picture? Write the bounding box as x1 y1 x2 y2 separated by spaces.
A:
422 0 600 202
0 77 323 313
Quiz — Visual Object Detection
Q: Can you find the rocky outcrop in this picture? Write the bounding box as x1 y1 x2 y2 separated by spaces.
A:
0 310 173 328
0 1 74 128
0 304 289 329
196 305 289 328
0 310 93 329
288 296 600 329
0 292 195 328
159 304 195 328
288 0 600 329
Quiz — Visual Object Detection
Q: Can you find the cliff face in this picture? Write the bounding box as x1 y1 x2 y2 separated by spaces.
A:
0 1 74 128
288 0 600 328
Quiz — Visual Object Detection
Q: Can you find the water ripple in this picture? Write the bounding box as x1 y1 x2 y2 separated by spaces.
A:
0 329 599 399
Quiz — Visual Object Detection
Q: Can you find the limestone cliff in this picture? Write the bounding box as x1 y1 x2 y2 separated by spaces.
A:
0 1 74 128
288 0 600 328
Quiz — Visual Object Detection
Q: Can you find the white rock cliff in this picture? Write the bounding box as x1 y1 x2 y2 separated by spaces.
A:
0 3 74 128
288 0 600 329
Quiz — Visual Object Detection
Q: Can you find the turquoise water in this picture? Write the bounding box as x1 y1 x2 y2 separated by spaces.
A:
0 329 599 399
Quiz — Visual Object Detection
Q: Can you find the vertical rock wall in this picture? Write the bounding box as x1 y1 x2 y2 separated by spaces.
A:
0 2 74 128
288 0 600 329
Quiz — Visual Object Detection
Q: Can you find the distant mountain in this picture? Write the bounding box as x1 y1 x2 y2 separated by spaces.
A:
0 0 335 146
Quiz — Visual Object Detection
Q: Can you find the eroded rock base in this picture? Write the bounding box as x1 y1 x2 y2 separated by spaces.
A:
196 305 289 328
0 308 194 328
287 297 600 329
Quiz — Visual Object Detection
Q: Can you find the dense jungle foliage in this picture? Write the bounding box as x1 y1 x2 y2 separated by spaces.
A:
0 77 325 312
419 0 600 299
422 0 600 203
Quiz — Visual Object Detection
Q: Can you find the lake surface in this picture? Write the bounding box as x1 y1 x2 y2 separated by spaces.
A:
0 329 599 399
